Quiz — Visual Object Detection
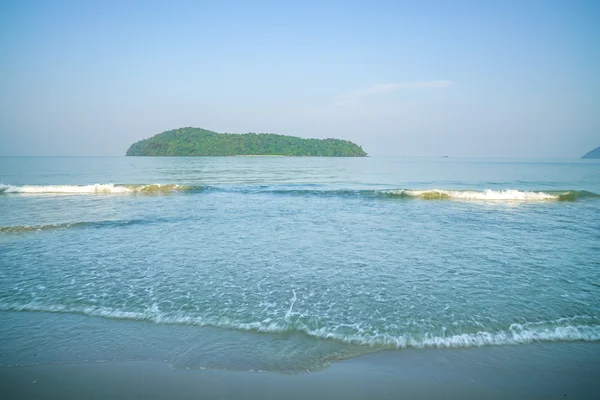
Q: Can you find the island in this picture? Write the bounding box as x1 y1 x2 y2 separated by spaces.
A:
581 146 600 159
126 127 367 157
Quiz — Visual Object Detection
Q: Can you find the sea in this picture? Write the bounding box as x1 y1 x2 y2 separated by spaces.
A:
1 156 599 373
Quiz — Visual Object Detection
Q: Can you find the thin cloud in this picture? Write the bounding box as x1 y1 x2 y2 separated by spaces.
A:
337 80 454 105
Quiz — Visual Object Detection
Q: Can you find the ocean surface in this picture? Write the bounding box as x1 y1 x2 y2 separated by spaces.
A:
1 156 599 373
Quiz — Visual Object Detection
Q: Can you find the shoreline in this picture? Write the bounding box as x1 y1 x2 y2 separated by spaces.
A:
2 342 599 399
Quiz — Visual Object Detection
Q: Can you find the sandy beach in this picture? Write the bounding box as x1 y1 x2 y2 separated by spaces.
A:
2 341 599 399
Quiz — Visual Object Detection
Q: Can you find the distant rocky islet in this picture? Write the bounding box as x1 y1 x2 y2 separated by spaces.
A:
581 146 600 159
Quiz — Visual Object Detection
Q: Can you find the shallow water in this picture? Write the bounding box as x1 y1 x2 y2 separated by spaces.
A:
1 156 599 372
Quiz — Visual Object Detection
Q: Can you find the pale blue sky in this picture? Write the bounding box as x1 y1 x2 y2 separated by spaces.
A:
1 0 598 157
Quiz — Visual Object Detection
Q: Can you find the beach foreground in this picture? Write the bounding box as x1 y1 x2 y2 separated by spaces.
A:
2 342 599 400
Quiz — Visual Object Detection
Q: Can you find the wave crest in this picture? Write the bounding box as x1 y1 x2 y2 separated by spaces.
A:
0 218 178 234
0 222 87 234
2 303 598 349
393 189 559 201
0 183 191 194
1 183 597 201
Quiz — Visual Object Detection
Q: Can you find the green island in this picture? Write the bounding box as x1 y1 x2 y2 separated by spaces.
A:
581 146 600 159
126 127 367 157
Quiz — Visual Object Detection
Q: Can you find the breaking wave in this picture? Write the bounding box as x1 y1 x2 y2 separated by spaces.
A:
1 303 598 349
385 189 594 201
0 183 598 201
0 183 196 194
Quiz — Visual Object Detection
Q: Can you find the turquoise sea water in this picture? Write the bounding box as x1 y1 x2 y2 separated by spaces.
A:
1 156 599 372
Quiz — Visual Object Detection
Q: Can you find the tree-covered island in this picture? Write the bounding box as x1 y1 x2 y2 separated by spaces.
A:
126 128 367 157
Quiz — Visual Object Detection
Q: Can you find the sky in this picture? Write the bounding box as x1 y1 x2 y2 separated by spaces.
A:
1 0 599 157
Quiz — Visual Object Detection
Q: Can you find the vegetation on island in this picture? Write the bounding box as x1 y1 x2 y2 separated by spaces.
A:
581 146 600 159
126 128 367 157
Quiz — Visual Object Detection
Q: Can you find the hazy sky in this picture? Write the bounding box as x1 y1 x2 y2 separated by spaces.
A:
1 0 598 157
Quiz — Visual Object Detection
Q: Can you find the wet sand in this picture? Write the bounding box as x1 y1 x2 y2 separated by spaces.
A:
2 342 599 399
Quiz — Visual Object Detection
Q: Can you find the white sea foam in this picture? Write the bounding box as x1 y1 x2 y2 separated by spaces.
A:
0 183 185 194
0 184 594 201
0 184 131 194
398 189 559 201
2 303 598 349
